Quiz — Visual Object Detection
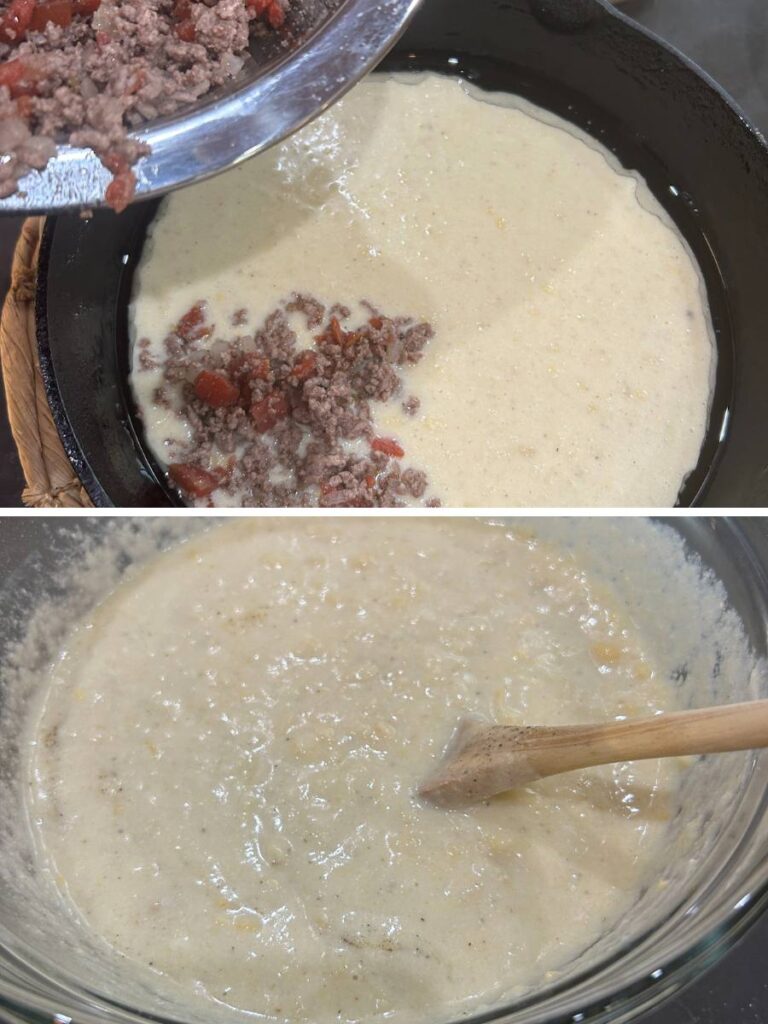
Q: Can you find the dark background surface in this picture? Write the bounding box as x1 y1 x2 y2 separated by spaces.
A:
0 2 767 1018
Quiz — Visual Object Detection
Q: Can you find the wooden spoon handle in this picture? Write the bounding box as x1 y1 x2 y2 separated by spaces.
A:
420 700 768 808
531 699 768 773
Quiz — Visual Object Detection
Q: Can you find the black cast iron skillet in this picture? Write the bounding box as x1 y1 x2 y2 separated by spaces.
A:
35 0 768 507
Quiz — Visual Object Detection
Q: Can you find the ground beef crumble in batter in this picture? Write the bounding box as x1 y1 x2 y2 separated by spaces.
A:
137 294 437 506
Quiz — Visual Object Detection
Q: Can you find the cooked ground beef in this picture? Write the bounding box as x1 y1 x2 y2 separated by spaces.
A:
139 294 439 507
0 0 338 208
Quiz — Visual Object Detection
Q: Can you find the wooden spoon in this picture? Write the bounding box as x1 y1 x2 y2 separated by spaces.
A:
419 700 768 809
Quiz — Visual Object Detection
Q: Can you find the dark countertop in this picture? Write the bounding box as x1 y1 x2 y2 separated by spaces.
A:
0 2 767 1019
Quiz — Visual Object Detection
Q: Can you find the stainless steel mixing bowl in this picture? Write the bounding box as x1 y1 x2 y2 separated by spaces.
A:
0 0 420 214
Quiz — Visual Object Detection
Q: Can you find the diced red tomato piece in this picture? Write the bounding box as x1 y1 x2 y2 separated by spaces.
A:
175 17 195 40
364 474 375 488
329 316 345 345
168 463 219 498
0 59 25 91
368 316 384 329
193 369 240 408
250 391 289 433
290 350 317 382
315 315 343 346
100 151 127 175
0 0 34 44
0 56 44 98
29 0 73 32
171 0 191 21
265 0 284 28
371 436 404 458
73 0 101 14
174 301 210 342
104 166 136 213
315 315 359 348
171 0 195 39
244 0 284 27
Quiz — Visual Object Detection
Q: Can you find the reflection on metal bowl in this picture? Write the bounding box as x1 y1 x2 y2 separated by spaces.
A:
0 0 421 214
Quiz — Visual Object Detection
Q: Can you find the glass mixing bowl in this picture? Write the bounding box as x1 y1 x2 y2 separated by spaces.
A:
1 516 767 1024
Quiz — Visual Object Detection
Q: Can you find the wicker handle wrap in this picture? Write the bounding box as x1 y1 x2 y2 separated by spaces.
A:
0 218 92 508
